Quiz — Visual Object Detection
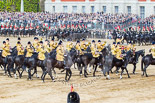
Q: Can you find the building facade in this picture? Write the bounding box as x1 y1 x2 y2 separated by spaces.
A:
45 0 155 18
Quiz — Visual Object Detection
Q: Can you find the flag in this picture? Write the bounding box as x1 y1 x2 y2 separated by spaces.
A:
71 85 74 92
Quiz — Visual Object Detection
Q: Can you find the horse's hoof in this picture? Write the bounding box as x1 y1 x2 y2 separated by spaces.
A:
106 75 110 80
128 76 130 78
52 80 56 82
120 75 122 79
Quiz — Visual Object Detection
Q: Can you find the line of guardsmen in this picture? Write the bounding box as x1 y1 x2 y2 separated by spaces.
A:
1 37 155 63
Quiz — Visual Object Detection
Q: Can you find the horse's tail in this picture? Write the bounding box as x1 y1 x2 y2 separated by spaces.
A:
141 56 144 72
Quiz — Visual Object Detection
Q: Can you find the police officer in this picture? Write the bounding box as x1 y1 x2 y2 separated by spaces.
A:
38 41 46 61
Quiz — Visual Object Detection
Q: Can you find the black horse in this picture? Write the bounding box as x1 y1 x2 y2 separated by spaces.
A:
42 50 73 82
128 49 145 74
112 50 133 79
141 54 155 77
6 46 17 78
102 52 114 79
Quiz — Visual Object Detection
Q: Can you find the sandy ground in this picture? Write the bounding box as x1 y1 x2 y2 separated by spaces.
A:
0 37 155 103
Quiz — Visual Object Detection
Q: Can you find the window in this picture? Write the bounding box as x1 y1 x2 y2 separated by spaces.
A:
140 6 145 19
103 6 106 13
53 6 55 13
115 6 119 14
63 6 68 13
91 6 95 13
127 6 131 14
72 6 77 13
82 6 85 13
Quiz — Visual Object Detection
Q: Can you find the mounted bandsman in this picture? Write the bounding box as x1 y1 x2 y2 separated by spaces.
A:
44 40 51 53
97 40 103 52
75 40 83 55
115 42 123 60
126 41 132 51
111 42 117 55
50 37 57 50
80 38 90 51
26 41 34 57
116 36 123 44
16 37 21 47
66 39 73 52
91 40 100 58
38 41 46 61
56 41 64 62
17 41 24 56
150 42 155 57
2 41 10 62
33 37 39 52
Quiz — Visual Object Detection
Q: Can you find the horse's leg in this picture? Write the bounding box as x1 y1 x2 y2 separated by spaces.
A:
28 68 32 80
65 69 68 81
68 69 72 81
20 68 24 78
49 68 55 82
125 67 130 78
88 64 91 73
106 70 110 80
84 65 88 78
144 65 149 77
74 63 77 69
42 70 48 82
79 64 82 76
93 65 98 77
115 67 120 75
7 66 12 78
120 68 124 79
133 63 136 74
14 66 18 79
3 64 7 75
